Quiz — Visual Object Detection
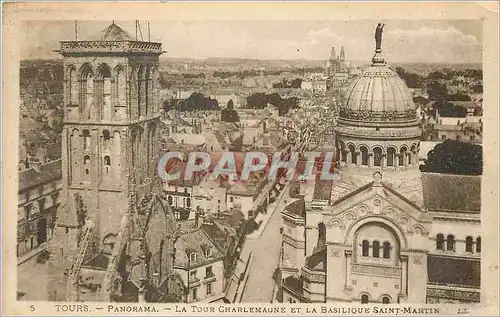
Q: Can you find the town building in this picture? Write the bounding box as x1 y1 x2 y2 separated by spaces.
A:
47 22 178 302
18 159 62 260
279 29 481 304
172 228 226 303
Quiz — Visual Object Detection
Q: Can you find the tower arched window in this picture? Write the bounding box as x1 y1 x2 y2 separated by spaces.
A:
465 236 473 253
446 235 455 251
84 155 91 175
116 67 126 108
372 241 380 258
99 64 112 121
410 145 417 165
82 130 91 151
360 146 368 166
387 147 396 167
86 73 94 120
373 147 382 167
168 196 173 206
68 67 78 105
348 144 357 165
103 130 111 147
362 240 369 257
383 242 391 259
104 156 111 174
186 198 191 208
361 294 369 304
436 234 444 250
476 237 481 253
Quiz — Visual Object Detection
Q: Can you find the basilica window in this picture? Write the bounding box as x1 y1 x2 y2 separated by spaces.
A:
361 294 369 304
317 222 326 249
373 147 383 167
436 234 444 250
446 235 455 251
168 196 173 206
387 147 396 167
476 237 481 253
348 144 357 165
399 147 407 166
465 236 474 253
383 242 391 259
382 296 391 304
362 240 369 257
372 241 380 258
187 198 191 208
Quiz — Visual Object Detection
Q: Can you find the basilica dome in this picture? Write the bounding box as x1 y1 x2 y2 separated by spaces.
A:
339 52 418 124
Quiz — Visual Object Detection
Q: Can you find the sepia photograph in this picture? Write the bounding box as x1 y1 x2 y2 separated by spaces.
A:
2 2 499 316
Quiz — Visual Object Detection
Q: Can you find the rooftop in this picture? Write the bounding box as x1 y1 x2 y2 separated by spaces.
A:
18 159 62 192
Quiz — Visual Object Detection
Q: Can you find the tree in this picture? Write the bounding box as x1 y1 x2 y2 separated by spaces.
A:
426 81 448 101
221 99 240 122
420 140 482 175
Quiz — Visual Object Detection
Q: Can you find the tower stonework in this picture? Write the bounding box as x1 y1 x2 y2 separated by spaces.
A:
48 23 175 302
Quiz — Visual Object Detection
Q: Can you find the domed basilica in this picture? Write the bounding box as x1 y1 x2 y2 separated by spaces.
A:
279 25 482 305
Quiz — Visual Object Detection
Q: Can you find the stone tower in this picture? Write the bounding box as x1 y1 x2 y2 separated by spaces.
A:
48 22 174 302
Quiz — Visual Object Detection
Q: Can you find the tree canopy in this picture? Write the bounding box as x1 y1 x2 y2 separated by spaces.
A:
420 140 482 175
221 100 240 122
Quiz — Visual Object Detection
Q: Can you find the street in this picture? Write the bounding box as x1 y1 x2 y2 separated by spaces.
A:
239 184 289 303
17 253 50 301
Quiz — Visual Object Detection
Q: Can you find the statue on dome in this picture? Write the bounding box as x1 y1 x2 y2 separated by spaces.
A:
375 23 385 51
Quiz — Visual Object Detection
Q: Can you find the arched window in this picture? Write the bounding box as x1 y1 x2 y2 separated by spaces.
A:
476 237 481 253
382 296 391 304
361 294 369 304
373 147 382 167
83 130 91 151
104 156 111 173
84 155 91 175
387 147 396 167
383 242 391 259
103 130 111 148
446 235 455 251
360 146 368 166
399 147 407 166
99 64 112 120
86 72 94 120
372 241 380 258
348 144 357 165
68 67 78 105
436 234 444 250
410 145 417 165
317 222 326 249
362 240 369 257
465 236 473 253
186 198 191 208
116 67 126 108
168 196 173 206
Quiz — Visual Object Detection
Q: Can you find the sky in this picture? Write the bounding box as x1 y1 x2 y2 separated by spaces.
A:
22 20 482 63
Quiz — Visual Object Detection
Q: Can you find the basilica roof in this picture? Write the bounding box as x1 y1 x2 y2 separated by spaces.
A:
340 51 417 123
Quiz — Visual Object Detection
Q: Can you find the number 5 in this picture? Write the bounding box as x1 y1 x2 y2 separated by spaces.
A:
29 305 35 312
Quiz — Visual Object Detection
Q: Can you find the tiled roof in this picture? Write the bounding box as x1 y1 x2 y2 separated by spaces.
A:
93 22 134 41
421 172 481 212
305 247 327 271
174 228 223 268
18 159 62 192
284 198 305 218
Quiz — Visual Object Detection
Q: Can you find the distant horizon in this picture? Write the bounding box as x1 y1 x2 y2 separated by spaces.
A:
21 56 483 66
22 20 482 64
